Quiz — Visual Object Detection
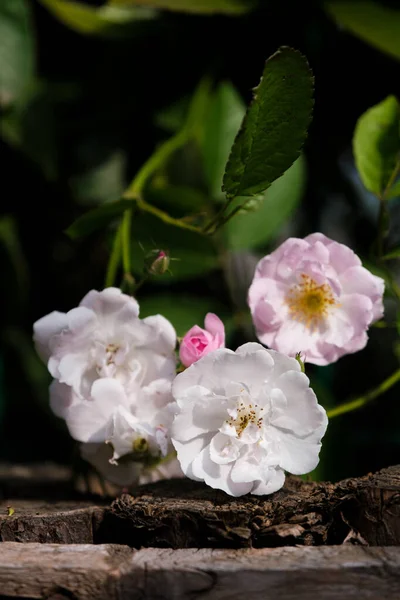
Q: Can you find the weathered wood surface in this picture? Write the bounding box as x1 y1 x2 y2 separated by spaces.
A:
1 464 400 548
106 465 400 548
1 542 400 600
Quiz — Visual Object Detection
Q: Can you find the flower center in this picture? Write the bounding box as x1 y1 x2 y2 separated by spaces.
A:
285 274 338 330
227 401 264 437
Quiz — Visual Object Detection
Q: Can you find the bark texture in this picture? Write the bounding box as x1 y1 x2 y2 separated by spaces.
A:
1 464 400 548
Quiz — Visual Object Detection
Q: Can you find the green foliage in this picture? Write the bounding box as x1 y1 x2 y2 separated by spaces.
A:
0 0 34 108
66 199 135 239
109 0 252 15
223 156 307 250
202 82 246 200
387 179 400 200
222 47 314 199
383 247 400 261
70 150 127 206
325 1 400 61
0 217 29 306
1 83 58 180
353 96 400 198
38 0 156 37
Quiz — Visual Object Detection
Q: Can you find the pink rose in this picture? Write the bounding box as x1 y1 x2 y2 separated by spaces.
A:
248 233 385 366
179 313 225 367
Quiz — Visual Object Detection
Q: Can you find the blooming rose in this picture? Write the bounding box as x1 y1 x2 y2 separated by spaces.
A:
171 343 327 497
179 313 225 367
33 287 177 401
248 233 384 365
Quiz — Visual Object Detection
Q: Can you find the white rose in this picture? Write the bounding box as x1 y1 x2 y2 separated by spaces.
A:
171 342 328 497
33 287 176 401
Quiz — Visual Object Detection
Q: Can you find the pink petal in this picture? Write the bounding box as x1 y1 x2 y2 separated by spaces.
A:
204 313 225 345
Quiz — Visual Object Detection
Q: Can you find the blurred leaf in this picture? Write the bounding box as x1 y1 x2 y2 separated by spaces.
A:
0 0 35 108
155 97 189 133
1 83 58 180
131 212 218 280
147 182 210 215
38 0 156 37
0 216 29 302
109 0 252 15
353 96 400 198
223 156 307 250
139 293 228 337
203 82 245 200
70 149 127 206
222 47 313 199
66 199 134 238
387 179 400 200
325 1 400 61
383 247 400 261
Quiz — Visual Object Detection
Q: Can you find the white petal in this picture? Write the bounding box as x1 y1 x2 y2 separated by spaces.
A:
271 371 326 436
251 467 286 495
277 427 326 475
49 380 76 419
33 311 68 361
80 287 139 319
192 446 252 496
230 456 263 483
80 442 142 487
172 434 210 478
65 378 128 443
141 314 177 353
209 432 240 464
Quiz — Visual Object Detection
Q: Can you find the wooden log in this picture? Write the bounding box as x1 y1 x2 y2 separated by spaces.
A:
1 464 400 548
1 543 400 600
105 465 400 548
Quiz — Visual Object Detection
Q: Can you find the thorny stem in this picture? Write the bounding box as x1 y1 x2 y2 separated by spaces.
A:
327 367 400 419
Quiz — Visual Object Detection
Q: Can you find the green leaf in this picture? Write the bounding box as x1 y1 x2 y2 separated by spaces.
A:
70 149 127 206
224 156 307 250
222 47 314 199
66 199 134 239
387 179 400 200
353 96 400 198
325 1 400 61
139 294 228 337
0 0 35 108
383 247 400 261
202 82 246 200
38 0 156 37
0 217 29 302
109 0 252 15
1 82 58 180
131 213 218 280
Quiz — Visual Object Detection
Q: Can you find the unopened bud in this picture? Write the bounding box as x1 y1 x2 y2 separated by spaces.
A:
145 249 170 276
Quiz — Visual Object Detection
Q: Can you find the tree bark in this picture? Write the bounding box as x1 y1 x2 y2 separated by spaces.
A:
1 463 400 548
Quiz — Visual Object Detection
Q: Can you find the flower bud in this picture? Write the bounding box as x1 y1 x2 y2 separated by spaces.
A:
144 250 170 276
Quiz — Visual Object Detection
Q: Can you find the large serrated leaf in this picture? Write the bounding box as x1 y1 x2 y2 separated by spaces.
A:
325 1 400 61
222 47 314 199
0 0 35 108
353 96 400 198
38 0 156 37
109 0 252 15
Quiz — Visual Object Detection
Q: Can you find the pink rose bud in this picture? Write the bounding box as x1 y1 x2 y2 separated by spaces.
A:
144 249 170 276
179 313 225 367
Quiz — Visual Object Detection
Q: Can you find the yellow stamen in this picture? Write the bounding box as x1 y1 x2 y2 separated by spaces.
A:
285 274 338 331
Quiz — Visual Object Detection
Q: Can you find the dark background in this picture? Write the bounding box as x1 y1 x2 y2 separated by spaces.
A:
1 0 400 482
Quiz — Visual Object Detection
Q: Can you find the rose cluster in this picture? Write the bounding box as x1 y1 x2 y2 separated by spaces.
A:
33 234 384 496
